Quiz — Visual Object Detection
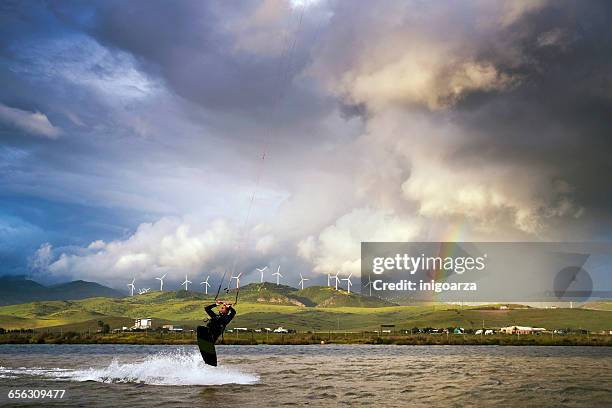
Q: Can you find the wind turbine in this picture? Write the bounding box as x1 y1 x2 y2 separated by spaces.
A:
327 273 332 287
181 275 192 291
127 278 135 296
342 272 353 293
334 271 340 290
256 266 268 283
230 272 242 289
298 273 309 290
273 265 283 286
200 276 211 295
364 274 373 297
155 273 167 291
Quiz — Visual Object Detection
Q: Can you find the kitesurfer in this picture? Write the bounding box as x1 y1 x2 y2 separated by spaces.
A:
204 300 236 342
196 300 236 366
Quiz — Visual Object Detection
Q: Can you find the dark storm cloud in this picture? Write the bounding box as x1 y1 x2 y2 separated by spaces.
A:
305 0 612 234
50 0 331 126
447 0 612 218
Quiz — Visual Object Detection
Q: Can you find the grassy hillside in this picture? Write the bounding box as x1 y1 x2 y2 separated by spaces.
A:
223 283 310 306
296 286 395 307
216 283 394 308
582 300 612 311
1 293 611 333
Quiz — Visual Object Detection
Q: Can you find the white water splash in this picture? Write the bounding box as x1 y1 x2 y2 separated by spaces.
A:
0 351 259 386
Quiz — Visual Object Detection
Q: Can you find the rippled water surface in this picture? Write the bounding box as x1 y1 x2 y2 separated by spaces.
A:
1 344 611 407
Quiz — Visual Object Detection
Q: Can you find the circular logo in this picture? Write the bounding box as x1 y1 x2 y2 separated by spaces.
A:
553 266 592 302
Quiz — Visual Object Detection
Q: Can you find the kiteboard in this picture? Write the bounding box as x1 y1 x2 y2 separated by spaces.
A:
196 325 217 367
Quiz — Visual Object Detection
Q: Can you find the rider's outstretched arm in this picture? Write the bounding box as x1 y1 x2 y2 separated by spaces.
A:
205 303 217 318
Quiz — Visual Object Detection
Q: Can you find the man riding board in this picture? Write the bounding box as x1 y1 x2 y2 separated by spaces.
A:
196 300 236 366
205 300 236 342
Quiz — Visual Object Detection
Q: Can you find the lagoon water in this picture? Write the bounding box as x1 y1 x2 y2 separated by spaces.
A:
0 344 611 407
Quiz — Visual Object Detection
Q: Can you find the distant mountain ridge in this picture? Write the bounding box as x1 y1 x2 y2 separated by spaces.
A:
0 276 123 306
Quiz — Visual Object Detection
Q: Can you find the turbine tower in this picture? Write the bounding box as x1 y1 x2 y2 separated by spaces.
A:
127 277 135 296
298 273 309 290
327 274 332 287
256 266 268 283
342 272 353 293
155 273 167 291
200 276 211 295
364 274 373 297
273 265 283 286
230 272 242 289
181 275 192 291
334 271 340 290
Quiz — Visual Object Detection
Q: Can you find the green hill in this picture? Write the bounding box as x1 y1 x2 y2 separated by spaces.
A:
218 283 394 308
582 300 612 311
296 286 395 308
224 283 310 306
1 293 611 333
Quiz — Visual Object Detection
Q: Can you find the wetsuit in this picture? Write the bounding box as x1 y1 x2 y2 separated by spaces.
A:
204 303 236 342
196 303 236 366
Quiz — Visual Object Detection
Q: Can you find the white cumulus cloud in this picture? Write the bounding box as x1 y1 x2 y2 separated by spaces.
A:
47 217 243 285
298 208 422 275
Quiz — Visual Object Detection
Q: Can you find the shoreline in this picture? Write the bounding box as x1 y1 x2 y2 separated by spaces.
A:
2 333 611 347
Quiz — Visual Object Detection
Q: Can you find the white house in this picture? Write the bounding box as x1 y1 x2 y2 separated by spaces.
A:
273 327 289 333
500 326 546 335
162 324 183 332
133 318 152 330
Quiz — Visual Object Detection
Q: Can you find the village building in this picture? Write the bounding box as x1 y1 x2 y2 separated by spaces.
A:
500 326 546 335
133 318 152 330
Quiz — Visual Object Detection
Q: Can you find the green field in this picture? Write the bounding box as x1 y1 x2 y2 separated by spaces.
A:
0 287 611 333
582 301 612 311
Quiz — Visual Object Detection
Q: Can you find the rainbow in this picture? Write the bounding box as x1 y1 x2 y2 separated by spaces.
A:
423 224 470 301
